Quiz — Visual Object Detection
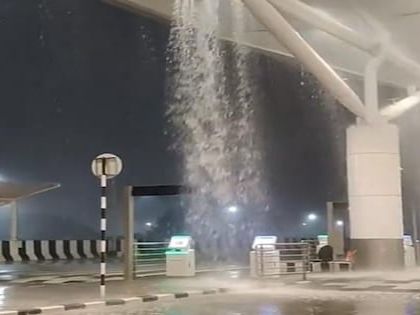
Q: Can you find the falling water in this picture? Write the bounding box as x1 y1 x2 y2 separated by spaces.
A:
167 0 266 261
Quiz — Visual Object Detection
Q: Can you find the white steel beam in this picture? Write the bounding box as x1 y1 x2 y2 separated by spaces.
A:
241 0 367 120
381 90 420 120
267 0 375 52
364 55 385 123
267 0 420 84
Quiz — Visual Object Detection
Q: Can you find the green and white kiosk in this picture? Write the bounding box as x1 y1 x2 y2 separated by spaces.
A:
250 236 279 277
166 235 196 277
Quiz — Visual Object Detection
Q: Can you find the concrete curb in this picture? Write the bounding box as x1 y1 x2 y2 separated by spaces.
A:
0 288 230 315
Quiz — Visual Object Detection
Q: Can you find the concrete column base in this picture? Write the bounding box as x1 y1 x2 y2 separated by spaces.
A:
347 124 404 270
351 239 403 270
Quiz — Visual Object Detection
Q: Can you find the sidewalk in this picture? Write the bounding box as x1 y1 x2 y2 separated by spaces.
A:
2 267 420 311
303 268 420 293
0 273 241 311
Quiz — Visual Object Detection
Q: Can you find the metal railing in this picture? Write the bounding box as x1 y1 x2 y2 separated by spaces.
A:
133 242 168 277
301 238 318 261
255 242 310 280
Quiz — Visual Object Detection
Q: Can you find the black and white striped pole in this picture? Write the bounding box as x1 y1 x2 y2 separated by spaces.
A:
91 153 123 299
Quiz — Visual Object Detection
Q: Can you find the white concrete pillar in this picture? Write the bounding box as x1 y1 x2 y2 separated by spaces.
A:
347 124 404 269
9 240 22 262
10 201 18 241
327 202 345 258
123 186 134 281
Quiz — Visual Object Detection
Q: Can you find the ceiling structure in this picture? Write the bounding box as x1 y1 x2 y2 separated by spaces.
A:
103 0 420 89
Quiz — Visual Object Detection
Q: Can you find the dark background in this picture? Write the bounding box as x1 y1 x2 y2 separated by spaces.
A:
0 0 418 240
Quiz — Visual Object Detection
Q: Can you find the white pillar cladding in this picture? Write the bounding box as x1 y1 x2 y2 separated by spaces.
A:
347 123 404 269
10 201 18 241
9 240 22 262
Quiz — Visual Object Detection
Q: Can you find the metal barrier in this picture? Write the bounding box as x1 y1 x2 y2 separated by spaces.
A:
255 242 310 280
133 242 168 277
301 238 318 261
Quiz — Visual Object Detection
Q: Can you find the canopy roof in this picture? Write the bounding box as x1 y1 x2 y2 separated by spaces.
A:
104 0 420 88
0 181 60 205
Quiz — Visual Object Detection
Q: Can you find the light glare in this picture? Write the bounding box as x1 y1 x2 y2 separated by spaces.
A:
307 213 317 221
228 206 238 213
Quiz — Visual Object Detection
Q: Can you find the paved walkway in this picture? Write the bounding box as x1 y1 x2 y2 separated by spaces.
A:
2 267 420 312
0 273 239 311
303 269 420 293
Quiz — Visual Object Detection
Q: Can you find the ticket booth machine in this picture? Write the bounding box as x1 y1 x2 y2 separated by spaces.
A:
250 236 279 277
316 235 329 254
404 235 416 268
166 235 196 277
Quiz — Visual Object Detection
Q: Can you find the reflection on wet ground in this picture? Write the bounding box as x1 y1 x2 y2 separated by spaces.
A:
74 292 420 315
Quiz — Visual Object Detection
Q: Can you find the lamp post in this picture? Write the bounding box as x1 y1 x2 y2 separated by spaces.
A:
307 213 317 221
91 153 123 299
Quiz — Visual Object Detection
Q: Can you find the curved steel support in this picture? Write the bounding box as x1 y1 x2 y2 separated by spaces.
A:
267 0 420 85
364 53 386 124
267 0 375 52
241 0 367 120
381 89 420 121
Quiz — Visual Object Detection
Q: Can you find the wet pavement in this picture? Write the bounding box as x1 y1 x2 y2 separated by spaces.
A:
50 290 420 315
2 268 420 313
0 271 245 310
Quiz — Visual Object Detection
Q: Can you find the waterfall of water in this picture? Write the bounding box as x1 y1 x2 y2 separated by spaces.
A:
167 0 266 261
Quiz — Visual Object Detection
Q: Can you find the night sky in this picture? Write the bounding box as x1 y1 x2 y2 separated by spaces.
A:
0 0 418 241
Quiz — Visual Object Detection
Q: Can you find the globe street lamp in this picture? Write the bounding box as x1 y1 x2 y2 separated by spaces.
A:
307 213 317 221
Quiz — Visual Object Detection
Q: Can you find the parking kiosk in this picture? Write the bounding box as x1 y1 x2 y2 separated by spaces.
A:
250 236 279 277
316 235 329 254
166 235 196 277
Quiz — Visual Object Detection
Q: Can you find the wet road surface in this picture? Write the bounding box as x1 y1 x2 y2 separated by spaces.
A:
61 291 420 315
